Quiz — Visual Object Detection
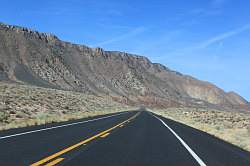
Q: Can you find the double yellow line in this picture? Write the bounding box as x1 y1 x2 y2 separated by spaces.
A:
31 112 140 166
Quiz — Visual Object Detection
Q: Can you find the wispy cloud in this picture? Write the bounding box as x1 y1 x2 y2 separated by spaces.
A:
197 24 250 48
166 23 250 59
95 27 147 46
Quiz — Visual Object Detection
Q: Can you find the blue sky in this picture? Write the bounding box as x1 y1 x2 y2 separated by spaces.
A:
1 0 250 101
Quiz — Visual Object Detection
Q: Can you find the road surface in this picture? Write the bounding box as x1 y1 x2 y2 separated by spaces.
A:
0 109 250 166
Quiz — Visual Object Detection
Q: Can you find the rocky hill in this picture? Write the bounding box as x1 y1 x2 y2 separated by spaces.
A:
0 22 249 110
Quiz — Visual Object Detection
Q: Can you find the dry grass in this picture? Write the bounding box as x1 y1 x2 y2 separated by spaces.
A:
150 108 250 152
0 83 134 131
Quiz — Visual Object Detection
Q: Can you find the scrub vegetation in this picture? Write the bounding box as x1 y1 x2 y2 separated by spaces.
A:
0 83 133 131
151 108 250 152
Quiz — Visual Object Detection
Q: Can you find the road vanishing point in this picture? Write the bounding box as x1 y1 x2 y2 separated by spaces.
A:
0 109 250 166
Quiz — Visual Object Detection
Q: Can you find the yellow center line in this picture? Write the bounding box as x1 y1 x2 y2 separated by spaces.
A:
100 132 110 138
30 112 140 166
44 158 64 166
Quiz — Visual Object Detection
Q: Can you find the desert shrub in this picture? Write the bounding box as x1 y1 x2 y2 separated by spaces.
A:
34 112 50 121
224 121 233 129
247 125 250 135
0 111 9 122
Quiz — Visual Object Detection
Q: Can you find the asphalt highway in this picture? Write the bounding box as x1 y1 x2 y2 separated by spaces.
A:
0 109 250 166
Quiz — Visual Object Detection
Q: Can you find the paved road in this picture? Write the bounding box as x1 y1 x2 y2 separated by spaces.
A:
0 110 250 166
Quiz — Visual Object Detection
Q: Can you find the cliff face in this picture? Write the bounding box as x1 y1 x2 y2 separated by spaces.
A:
0 22 248 109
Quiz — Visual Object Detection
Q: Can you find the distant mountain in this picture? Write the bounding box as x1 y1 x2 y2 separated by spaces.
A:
0 22 249 111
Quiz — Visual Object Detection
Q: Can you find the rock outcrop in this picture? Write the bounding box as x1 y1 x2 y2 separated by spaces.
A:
0 22 249 110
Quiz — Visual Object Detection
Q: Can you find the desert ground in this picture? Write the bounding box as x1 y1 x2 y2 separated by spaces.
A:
0 82 133 130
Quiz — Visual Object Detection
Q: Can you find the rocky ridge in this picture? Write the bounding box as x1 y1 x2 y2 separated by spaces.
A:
0 22 249 111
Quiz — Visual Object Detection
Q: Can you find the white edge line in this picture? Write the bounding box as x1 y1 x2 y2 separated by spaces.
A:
0 112 128 140
150 113 207 166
